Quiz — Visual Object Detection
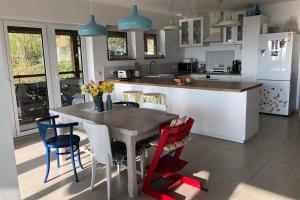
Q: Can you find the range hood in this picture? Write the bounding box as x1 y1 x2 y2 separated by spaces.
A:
211 19 241 28
204 31 222 43
204 13 222 43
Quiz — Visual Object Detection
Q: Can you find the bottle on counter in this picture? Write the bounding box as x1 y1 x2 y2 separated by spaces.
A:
133 62 141 78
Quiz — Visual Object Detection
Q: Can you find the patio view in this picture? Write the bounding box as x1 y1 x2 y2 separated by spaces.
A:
8 27 84 132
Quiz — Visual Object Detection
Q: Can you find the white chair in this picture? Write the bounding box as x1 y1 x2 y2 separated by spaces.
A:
83 122 145 200
142 102 167 112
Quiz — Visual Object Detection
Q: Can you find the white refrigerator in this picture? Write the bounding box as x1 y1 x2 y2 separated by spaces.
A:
257 32 300 116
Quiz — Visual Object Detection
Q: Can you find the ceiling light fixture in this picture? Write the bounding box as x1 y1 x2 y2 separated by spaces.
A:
163 0 181 31
78 0 107 36
117 0 152 31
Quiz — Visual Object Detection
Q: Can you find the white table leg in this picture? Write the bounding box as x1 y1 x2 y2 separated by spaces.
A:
125 136 138 198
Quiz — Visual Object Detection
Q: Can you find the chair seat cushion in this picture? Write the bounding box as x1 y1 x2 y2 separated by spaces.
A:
111 141 145 166
135 117 188 151
46 135 80 148
149 136 191 152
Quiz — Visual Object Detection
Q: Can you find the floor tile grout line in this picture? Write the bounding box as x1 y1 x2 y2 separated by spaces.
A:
246 136 292 184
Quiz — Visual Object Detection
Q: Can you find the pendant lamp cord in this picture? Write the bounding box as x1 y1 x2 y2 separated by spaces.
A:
89 0 93 15
212 0 223 25
168 0 176 21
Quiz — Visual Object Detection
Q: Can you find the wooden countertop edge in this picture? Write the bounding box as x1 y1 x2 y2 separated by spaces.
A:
240 83 262 92
111 79 263 93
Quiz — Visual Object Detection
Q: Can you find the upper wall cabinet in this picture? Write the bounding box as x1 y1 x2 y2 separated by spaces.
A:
223 11 245 44
179 17 204 47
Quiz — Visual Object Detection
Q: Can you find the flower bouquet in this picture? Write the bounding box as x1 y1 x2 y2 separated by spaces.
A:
81 80 104 111
81 80 114 111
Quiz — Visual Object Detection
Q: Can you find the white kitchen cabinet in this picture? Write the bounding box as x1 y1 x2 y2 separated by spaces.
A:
231 76 242 82
179 17 204 47
114 82 260 144
179 19 190 47
209 75 219 80
219 75 232 81
223 11 245 44
191 74 241 82
219 75 241 82
191 74 206 80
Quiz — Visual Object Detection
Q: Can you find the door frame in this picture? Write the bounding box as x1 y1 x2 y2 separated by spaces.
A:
1 20 90 138
0 21 18 138
46 23 89 107
3 20 55 137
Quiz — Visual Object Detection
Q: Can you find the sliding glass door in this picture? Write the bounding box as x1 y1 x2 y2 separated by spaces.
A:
2 22 87 137
55 29 85 106
4 22 53 136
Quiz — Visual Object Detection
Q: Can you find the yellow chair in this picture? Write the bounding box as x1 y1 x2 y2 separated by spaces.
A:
143 93 166 105
122 91 143 104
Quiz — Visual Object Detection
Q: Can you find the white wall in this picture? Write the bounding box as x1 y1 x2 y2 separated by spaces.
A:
0 24 20 200
89 30 183 80
0 83 20 200
263 0 300 32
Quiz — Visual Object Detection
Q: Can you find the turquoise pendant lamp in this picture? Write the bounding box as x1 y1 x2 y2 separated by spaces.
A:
117 1 152 31
78 15 107 36
78 0 107 36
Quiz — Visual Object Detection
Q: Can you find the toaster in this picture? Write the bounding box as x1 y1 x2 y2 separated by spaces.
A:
117 70 131 79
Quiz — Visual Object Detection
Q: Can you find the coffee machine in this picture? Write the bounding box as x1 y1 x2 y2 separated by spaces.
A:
232 60 241 74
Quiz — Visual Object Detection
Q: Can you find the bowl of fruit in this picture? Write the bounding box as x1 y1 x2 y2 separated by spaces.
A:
174 78 186 86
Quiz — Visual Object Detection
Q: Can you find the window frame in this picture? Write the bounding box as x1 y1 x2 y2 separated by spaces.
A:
55 29 82 79
9 28 83 82
144 33 158 58
107 31 129 61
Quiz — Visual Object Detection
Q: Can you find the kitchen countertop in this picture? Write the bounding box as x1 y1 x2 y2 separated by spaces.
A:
111 78 262 92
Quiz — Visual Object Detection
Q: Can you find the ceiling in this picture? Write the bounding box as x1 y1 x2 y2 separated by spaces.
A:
90 0 298 16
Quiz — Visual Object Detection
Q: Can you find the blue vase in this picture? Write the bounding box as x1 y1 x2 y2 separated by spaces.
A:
245 7 254 17
255 4 261 15
106 95 113 111
97 95 104 112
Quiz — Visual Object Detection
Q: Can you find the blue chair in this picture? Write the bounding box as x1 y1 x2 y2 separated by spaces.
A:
36 115 84 182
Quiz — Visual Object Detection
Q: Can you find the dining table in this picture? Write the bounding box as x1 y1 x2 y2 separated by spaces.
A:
49 102 178 198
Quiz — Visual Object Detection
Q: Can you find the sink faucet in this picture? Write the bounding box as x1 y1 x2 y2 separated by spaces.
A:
149 60 157 75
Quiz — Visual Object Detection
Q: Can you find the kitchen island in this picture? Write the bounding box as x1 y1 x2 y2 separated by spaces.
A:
112 78 262 143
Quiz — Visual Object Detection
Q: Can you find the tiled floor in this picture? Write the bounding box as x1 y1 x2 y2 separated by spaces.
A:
14 114 300 200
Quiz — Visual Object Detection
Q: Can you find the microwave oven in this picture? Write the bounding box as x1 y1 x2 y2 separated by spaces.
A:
178 62 198 72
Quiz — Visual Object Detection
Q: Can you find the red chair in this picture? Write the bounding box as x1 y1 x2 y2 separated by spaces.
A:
142 117 206 200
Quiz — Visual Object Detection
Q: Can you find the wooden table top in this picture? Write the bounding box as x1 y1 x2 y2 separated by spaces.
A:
50 102 178 136
112 78 262 92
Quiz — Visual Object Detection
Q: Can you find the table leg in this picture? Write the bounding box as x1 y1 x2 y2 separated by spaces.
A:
125 136 138 198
